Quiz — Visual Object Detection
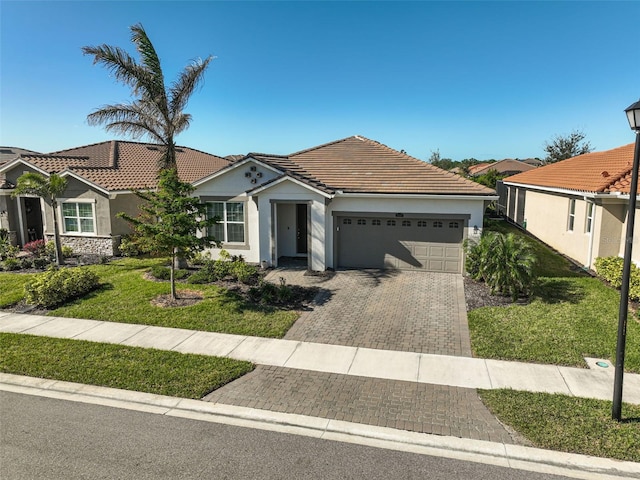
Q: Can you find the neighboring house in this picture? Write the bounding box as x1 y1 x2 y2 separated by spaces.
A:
0 147 42 235
194 135 496 273
0 135 496 272
468 159 537 177
0 141 229 254
467 162 492 176
500 143 636 269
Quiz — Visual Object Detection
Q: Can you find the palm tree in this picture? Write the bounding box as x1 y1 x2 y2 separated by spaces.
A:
82 23 213 170
12 172 68 266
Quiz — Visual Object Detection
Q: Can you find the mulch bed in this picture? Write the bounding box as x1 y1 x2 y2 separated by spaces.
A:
463 276 524 311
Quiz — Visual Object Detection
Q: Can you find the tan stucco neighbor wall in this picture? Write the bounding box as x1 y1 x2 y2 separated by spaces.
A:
522 190 591 266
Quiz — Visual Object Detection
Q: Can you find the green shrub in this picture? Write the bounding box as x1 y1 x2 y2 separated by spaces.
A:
2 258 21 271
149 265 190 281
465 232 537 301
594 256 640 300
248 277 293 305
33 257 52 269
230 261 259 285
24 267 100 307
20 257 34 269
44 241 74 260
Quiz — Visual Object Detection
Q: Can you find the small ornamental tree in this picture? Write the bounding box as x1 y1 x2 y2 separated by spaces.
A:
12 172 67 266
118 168 219 299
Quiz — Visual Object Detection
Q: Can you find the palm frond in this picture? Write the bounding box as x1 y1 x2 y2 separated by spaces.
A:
169 56 213 115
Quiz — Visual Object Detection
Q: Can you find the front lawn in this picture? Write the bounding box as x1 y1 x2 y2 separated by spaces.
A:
0 333 253 399
480 390 640 462
0 257 299 338
468 220 640 373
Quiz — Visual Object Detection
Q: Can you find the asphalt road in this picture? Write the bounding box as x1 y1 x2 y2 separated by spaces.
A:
0 391 573 479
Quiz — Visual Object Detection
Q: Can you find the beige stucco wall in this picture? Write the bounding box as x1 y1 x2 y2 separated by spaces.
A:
522 190 593 266
109 193 146 236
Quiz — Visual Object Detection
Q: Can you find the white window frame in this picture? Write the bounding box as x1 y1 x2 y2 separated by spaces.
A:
585 202 594 233
567 199 576 232
59 199 97 236
207 201 246 244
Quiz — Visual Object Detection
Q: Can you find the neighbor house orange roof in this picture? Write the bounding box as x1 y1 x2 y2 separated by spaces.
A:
276 136 494 195
504 143 635 194
18 141 230 191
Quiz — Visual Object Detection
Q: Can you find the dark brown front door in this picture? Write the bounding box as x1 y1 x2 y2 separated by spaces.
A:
24 197 43 242
296 203 308 254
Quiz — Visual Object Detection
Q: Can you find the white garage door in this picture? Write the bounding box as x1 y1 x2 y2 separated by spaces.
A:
337 216 463 273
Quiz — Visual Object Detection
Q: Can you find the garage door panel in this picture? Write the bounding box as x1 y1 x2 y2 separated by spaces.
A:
337 216 463 273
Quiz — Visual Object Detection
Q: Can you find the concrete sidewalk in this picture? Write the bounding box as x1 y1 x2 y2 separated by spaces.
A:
2 311 639 405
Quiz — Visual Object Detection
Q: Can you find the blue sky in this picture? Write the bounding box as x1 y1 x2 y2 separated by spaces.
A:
1 1 639 161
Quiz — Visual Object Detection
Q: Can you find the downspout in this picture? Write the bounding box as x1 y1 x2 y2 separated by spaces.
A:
585 198 596 270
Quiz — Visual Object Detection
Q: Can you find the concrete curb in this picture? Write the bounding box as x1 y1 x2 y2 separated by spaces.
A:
1 373 638 480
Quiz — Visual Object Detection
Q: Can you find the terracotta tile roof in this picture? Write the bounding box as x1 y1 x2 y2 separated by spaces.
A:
284 136 494 195
19 141 230 191
504 143 635 194
470 159 537 176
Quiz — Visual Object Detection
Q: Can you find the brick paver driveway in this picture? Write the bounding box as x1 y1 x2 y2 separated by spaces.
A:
273 268 471 356
206 268 522 445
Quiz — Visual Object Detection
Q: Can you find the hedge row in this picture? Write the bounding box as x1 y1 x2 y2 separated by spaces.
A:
594 256 640 301
24 268 100 308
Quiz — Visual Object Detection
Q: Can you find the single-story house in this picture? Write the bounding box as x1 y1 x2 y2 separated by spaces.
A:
0 141 229 255
193 135 495 272
468 159 537 177
499 142 637 269
1 135 496 272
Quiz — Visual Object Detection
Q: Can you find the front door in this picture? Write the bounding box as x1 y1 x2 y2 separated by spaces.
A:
296 203 308 254
23 197 43 243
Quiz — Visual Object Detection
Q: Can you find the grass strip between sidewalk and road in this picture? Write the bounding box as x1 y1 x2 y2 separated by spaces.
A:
0 333 254 399
479 389 640 462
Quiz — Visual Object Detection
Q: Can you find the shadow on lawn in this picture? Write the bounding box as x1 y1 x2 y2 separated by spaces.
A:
534 278 585 304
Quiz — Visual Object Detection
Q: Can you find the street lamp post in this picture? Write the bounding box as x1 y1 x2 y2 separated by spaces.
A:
613 99 640 421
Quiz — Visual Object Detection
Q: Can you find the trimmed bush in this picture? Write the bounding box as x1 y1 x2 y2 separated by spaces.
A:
24 267 100 307
149 265 190 281
594 256 640 300
2 258 21 271
186 257 259 285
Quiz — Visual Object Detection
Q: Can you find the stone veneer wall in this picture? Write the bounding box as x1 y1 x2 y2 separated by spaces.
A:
45 235 121 256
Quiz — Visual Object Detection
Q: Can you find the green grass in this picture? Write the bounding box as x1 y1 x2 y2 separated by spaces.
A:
469 277 640 372
0 272 35 308
0 332 254 399
470 220 640 373
484 219 586 278
0 257 298 338
479 390 640 462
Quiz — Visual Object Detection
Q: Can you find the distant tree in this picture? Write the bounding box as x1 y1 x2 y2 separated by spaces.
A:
82 23 213 170
117 169 218 300
12 173 67 266
473 169 506 189
428 149 456 170
543 130 592 164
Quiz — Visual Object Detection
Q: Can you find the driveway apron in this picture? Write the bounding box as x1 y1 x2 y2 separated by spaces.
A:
206 268 521 445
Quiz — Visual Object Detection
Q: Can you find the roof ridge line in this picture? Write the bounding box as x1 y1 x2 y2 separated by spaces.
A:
289 135 360 156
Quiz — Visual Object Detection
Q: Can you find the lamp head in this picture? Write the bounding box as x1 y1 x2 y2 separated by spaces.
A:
625 99 640 131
